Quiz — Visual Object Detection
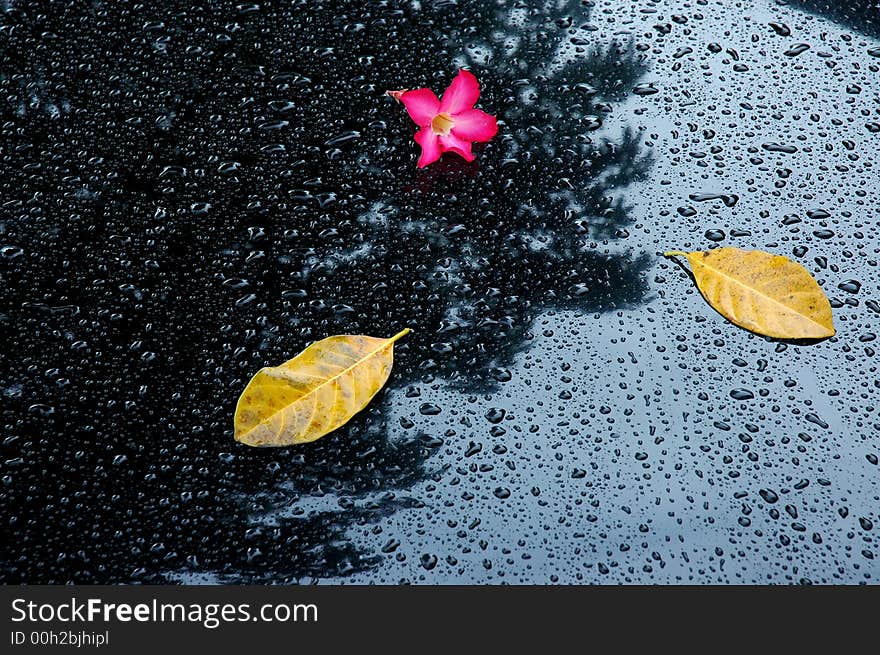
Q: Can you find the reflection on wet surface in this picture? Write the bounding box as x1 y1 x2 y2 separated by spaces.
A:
1 0 878 583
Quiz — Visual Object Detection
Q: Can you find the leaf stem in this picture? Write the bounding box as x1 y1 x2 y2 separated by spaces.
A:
390 327 412 343
663 251 688 258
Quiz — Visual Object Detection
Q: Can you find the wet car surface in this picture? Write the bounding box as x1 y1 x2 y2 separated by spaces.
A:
1 0 878 583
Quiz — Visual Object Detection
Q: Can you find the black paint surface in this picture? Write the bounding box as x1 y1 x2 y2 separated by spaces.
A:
1 0 878 583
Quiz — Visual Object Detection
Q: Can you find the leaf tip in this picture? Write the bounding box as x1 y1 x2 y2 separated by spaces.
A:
663 250 688 258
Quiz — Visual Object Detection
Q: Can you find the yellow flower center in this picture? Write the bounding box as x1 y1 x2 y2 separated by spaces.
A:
431 112 455 135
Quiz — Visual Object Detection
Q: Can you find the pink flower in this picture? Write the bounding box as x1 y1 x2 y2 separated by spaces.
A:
388 69 498 168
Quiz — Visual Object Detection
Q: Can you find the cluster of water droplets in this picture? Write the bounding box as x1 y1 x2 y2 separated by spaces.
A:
1 0 877 583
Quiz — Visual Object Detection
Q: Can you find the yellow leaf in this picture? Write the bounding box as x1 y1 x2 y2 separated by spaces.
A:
234 328 411 447
663 248 835 339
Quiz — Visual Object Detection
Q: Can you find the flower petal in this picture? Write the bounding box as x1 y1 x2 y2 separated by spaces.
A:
439 69 480 114
450 108 498 142
438 134 475 162
399 88 440 127
414 128 442 167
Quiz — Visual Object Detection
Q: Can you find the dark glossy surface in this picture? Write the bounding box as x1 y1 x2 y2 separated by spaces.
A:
1 0 878 584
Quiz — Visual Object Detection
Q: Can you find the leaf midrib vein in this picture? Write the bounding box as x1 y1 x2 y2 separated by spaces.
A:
695 258 827 331
250 338 392 437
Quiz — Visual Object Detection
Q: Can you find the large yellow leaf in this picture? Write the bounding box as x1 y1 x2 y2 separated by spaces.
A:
234 328 411 447
664 248 835 339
